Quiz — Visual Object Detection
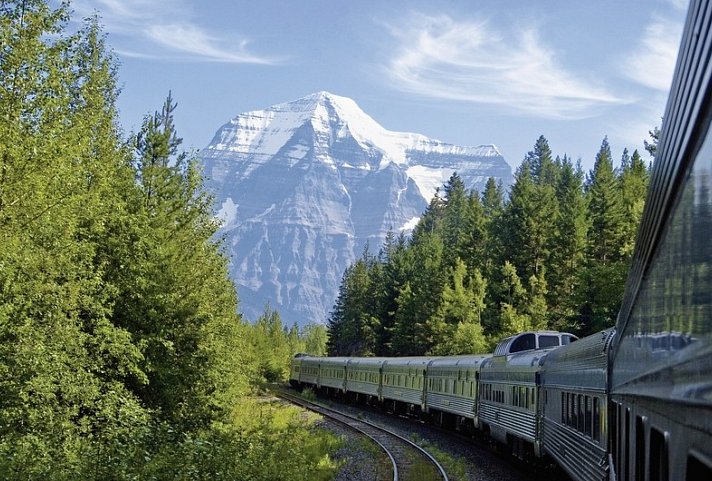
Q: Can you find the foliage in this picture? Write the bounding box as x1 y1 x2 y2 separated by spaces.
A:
0 2 339 479
328 134 651 355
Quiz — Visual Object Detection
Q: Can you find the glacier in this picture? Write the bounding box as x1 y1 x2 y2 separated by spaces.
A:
199 91 513 326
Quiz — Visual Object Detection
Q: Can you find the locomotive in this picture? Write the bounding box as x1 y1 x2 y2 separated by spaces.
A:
291 0 712 479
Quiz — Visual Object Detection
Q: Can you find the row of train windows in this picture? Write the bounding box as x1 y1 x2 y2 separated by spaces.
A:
322 368 343 379
428 378 475 397
303 367 319 376
383 373 423 389
348 371 379 383
480 383 534 409
480 384 505 403
511 385 535 410
611 403 712 481
561 392 601 442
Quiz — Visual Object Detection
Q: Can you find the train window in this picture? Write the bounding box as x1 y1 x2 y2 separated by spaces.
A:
538 334 559 348
636 416 646 481
510 333 536 353
593 398 601 442
650 428 668 481
578 394 585 433
686 453 712 481
611 403 619 475
585 396 593 437
561 393 565 422
624 408 631 481
561 334 576 345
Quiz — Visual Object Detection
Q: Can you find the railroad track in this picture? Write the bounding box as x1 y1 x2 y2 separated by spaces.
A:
275 389 449 481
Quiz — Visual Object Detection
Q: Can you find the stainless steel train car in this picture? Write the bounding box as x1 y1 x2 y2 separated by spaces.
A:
479 345 553 459
318 357 349 393
381 357 432 414
345 357 385 402
540 330 615 481
608 0 712 479
425 354 490 429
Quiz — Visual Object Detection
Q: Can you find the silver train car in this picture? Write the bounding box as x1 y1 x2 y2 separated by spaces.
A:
540 330 615 481
608 0 712 478
480 346 551 459
345 357 386 402
425 354 490 429
381 357 432 414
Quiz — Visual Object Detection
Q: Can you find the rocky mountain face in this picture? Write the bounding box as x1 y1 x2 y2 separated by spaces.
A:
199 92 512 326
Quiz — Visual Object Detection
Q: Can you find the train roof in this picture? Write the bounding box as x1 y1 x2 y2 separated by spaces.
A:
381 357 436 370
346 357 388 367
542 329 615 368
428 354 491 369
317 357 351 367
483 346 555 369
493 330 577 356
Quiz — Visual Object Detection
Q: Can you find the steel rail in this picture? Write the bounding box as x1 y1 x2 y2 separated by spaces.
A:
276 390 449 481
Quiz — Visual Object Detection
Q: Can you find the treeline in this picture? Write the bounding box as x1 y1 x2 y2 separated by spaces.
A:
0 2 334 480
327 135 650 356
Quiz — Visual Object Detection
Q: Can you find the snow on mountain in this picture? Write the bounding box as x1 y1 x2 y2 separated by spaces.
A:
200 91 512 326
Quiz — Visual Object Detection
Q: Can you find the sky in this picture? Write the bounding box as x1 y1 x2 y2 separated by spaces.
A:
70 0 689 173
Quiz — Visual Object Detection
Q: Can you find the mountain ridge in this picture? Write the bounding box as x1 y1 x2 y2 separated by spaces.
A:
200 92 513 325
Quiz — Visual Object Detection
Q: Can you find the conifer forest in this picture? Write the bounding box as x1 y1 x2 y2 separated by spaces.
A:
326 136 650 357
0 1 652 478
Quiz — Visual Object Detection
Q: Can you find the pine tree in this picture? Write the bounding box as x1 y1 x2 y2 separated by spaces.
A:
326 255 378 356
548 157 588 331
619 149 649 257
586 137 625 264
580 137 628 333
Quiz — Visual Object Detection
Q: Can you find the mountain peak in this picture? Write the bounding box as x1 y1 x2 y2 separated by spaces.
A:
200 93 513 326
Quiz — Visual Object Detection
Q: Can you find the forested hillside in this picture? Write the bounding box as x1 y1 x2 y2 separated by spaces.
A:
327 136 650 356
0 2 334 479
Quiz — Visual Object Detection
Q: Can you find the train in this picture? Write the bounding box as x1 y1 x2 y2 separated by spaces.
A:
291 1 712 480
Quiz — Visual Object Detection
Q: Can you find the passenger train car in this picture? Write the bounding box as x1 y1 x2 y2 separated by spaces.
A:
290 1 712 479
607 0 712 479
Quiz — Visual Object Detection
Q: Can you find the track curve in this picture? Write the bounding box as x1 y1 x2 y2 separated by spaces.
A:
275 390 449 481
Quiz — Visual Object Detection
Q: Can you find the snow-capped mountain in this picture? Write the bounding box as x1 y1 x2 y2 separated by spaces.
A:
199 91 512 325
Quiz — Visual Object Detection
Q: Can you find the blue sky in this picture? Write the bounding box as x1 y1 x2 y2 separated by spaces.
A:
71 0 689 173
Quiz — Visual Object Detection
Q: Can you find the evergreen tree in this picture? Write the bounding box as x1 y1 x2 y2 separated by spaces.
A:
580 137 628 333
392 233 445 355
411 188 446 242
116 92 244 431
619 149 649 257
326 255 378 356
586 137 625 264
548 157 588 331
502 150 557 281
644 126 660 158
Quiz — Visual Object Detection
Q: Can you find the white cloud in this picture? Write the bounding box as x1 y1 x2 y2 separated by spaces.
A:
621 15 684 91
72 0 280 64
145 24 276 64
384 14 626 119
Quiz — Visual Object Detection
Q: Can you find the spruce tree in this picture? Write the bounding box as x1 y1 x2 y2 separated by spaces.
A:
548 157 588 331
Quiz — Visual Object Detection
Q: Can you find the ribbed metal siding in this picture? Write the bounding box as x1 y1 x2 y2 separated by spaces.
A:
426 393 476 419
542 418 607 481
542 331 611 390
346 380 380 397
479 402 537 441
381 386 424 407
320 375 345 390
